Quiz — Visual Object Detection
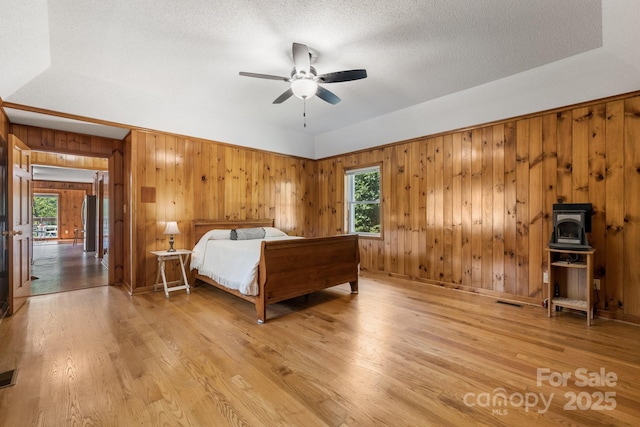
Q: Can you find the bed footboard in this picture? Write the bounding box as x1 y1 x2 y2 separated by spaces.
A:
256 234 360 321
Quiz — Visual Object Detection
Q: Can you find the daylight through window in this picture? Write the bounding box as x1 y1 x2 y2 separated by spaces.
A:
345 165 381 237
33 194 59 239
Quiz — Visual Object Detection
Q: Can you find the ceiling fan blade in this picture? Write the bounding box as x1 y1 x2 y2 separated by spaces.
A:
239 71 289 81
273 88 294 104
315 86 341 105
292 43 310 75
317 69 368 83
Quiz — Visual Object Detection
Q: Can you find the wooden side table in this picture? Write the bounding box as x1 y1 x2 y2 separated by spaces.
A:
151 249 192 298
546 247 596 326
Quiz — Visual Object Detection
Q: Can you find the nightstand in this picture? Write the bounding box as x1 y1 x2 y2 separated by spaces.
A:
150 249 192 298
546 247 596 326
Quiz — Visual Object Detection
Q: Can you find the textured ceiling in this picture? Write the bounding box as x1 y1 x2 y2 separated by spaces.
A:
2 1 638 159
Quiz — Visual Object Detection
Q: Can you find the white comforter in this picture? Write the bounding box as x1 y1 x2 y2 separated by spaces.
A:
190 231 299 296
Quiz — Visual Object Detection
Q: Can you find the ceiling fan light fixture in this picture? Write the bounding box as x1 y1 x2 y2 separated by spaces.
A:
291 78 318 99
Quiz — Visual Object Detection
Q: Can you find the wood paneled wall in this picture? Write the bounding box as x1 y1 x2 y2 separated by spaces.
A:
33 180 92 192
128 130 317 293
33 181 92 239
11 124 122 158
316 94 640 320
31 151 108 170
5 94 640 322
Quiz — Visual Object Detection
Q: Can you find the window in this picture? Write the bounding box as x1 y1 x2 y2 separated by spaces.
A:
345 165 381 237
33 194 59 238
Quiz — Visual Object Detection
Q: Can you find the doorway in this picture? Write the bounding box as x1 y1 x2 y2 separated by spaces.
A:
30 163 109 296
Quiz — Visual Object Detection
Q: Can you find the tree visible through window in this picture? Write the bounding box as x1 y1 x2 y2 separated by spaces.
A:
33 194 59 238
345 166 381 236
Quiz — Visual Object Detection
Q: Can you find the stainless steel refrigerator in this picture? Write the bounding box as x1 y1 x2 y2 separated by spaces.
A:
82 195 97 252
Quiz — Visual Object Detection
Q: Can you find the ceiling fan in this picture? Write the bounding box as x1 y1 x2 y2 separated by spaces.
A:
239 42 367 105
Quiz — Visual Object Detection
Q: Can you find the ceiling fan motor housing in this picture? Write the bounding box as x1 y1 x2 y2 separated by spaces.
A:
291 66 317 79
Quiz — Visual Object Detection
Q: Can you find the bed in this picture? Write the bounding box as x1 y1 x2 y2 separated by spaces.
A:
190 219 360 323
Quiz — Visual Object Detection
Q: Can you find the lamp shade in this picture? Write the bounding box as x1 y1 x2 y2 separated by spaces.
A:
291 78 318 99
163 221 181 235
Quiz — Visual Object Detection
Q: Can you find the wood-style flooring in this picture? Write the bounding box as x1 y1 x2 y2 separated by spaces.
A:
1 272 639 426
31 240 108 296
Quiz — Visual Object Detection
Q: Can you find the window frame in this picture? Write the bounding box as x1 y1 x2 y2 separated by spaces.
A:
344 164 382 239
33 193 60 239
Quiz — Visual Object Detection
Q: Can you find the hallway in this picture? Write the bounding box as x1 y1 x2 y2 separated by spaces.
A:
31 241 108 295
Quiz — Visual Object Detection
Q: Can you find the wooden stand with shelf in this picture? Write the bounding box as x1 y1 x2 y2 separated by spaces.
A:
546 247 596 326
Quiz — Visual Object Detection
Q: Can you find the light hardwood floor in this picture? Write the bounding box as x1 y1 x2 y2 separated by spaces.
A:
1 272 639 426
31 240 108 295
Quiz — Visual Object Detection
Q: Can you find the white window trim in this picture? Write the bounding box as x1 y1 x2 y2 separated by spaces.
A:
344 165 381 237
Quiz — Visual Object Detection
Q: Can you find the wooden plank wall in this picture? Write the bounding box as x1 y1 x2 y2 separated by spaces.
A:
316 94 640 320
129 130 317 293
32 181 92 240
11 124 121 158
4 94 640 322
31 151 108 170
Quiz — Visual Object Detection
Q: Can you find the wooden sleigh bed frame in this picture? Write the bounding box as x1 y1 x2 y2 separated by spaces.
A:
191 219 360 323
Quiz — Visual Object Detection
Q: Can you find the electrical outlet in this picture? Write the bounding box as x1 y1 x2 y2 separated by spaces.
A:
543 271 549 284
594 279 601 290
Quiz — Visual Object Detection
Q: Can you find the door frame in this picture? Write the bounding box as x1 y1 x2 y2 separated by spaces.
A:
0 134 8 319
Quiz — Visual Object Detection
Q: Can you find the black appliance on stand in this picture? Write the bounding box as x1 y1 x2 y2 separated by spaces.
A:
548 201 593 251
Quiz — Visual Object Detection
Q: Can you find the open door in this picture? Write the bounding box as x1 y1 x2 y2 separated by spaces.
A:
5 135 32 315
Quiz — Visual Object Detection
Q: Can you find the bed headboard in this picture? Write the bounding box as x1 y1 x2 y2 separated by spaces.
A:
191 219 275 247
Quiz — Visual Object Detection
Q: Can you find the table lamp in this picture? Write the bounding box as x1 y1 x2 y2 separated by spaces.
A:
163 221 181 252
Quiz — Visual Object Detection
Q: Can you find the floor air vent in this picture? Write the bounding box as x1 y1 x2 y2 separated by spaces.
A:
0 369 17 389
496 300 523 308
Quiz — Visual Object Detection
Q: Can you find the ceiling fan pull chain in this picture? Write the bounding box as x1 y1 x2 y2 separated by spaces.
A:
303 98 307 128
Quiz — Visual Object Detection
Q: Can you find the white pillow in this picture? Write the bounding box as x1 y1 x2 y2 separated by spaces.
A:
263 227 288 237
207 229 231 240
